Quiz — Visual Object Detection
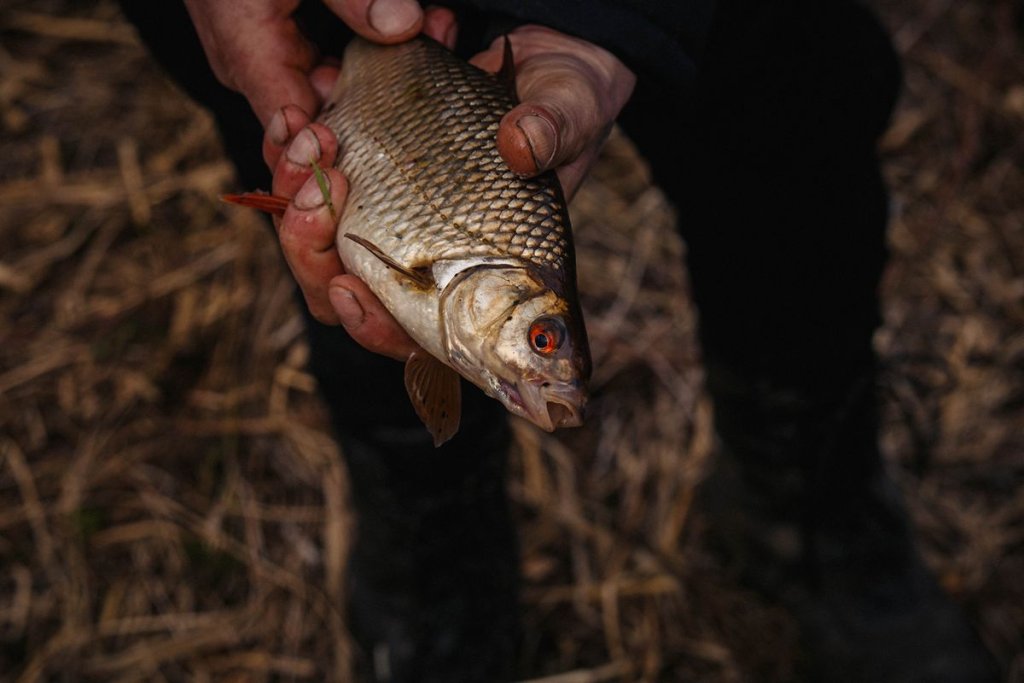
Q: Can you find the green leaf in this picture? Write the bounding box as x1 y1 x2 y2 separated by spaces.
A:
310 157 337 221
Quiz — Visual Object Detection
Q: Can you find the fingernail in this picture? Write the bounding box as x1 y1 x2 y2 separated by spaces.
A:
368 0 420 36
286 128 320 167
516 115 557 171
267 108 289 146
294 175 328 211
330 285 364 326
443 20 457 49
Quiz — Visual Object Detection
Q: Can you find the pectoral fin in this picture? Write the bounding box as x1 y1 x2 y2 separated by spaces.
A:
344 233 433 288
404 350 461 447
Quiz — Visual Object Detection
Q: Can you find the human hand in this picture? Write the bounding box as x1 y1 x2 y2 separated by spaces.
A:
257 107 419 359
183 0 431 126
254 8 457 358
472 25 636 198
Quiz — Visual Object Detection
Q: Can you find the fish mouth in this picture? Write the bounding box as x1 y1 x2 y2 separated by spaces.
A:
497 379 586 432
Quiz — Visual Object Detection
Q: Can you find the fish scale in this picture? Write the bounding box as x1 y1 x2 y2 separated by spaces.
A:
319 36 572 279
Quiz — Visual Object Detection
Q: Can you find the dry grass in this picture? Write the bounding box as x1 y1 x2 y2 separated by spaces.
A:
1 1 1021 681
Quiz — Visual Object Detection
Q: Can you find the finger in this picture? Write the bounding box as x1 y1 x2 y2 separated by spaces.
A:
469 43 567 177
422 6 457 48
272 123 339 199
310 61 341 103
497 104 564 177
471 27 635 180
552 145 602 200
329 274 420 361
241 65 319 129
262 104 312 170
232 20 321 125
181 2 322 126
470 40 596 176
322 0 422 44
496 59 608 177
278 169 350 324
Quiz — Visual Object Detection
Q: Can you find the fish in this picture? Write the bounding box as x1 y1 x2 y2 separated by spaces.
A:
226 35 590 446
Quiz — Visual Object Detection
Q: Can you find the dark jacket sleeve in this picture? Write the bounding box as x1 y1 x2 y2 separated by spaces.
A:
447 0 715 92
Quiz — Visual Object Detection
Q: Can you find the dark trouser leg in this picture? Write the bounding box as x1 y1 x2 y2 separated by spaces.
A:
307 318 520 683
121 3 519 680
623 2 998 681
678 0 897 589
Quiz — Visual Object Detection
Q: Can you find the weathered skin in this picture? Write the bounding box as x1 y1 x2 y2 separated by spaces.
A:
319 36 590 431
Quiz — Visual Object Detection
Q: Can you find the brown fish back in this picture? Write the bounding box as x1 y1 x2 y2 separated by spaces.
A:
320 37 572 281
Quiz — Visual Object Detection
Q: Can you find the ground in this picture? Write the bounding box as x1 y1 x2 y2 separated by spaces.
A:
0 1 1021 681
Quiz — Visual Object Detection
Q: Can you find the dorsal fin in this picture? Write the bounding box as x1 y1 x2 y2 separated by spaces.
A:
497 35 518 102
404 350 461 447
344 233 433 288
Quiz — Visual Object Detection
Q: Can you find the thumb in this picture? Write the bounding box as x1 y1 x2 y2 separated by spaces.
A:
321 0 423 43
498 102 586 178
495 55 622 178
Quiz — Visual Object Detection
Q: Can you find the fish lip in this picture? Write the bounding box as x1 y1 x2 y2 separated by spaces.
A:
498 378 585 432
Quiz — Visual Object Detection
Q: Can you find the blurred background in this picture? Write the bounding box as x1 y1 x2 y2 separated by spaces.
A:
1 1 1021 680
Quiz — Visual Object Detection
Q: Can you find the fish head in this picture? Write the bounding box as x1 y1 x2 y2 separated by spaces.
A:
441 266 590 431
442 267 590 431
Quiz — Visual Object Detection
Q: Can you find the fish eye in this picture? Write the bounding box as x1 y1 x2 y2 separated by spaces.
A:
528 317 566 356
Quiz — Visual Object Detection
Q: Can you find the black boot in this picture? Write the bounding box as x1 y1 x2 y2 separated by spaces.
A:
702 357 1001 682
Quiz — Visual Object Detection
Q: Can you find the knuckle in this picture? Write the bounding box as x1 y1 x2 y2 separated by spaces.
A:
277 217 303 248
307 297 337 324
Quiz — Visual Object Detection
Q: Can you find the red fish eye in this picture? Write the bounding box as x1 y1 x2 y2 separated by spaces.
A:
528 318 565 355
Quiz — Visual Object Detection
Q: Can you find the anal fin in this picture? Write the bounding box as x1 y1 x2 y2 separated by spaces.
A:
404 350 461 447
344 233 433 288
